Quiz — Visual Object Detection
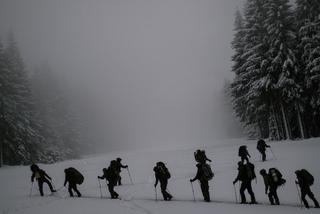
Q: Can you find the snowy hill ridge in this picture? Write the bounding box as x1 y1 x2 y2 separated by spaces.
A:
1 138 320 214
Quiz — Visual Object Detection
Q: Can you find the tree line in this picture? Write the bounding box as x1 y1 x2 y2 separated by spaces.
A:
0 32 88 166
229 0 320 140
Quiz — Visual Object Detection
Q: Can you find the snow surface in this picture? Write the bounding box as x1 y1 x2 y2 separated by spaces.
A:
1 138 320 214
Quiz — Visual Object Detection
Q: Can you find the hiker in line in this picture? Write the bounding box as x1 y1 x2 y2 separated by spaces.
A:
30 164 56 196
295 169 320 208
115 158 128 186
98 161 120 199
190 162 214 202
194 150 212 164
238 145 251 164
233 161 257 204
154 162 173 201
64 167 84 197
260 168 286 205
256 139 270 162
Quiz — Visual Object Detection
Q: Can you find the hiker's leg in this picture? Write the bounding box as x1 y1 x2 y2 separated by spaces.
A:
118 176 122 186
38 180 44 196
301 188 309 208
306 188 319 207
68 184 74 197
268 192 275 205
200 180 210 202
262 151 266 162
247 182 256 203
240 182 247 203
43 178 54 192
73 184 81 197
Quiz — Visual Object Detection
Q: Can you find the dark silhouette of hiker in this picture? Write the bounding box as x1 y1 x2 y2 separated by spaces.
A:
30 164 56 196
154 162 173 201
238 145 251 163
115 158 128 185
194 150 212 164
64 167 84 197
260 168 285 205
233 161 257 204
190 162 212 202
98 161 120 199
295 169 320 208
256 139 270 162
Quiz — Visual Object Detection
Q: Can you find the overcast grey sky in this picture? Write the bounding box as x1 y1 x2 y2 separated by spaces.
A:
0 0 244 150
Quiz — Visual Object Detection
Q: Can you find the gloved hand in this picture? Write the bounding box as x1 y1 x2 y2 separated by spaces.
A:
233 181 236 185
190 179 193 183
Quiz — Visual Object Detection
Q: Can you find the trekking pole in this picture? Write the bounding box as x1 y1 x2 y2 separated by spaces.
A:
155 187 158 201
190 181 196 202
295 182 303 208
98 178 103 198
127 167 134 185
269 148 277 160
29 182 34 197
233 184 238 203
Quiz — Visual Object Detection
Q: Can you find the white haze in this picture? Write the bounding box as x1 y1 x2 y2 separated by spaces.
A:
0 0 245 152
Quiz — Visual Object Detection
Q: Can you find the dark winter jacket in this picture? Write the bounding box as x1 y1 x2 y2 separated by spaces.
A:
115 160 128 173
234 164 248 183
154 164 171 186
238 146 251 158
31 169 51 182
257 139 270 152
191 163 206 182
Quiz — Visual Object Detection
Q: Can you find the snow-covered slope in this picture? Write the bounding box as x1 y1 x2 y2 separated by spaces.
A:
1 138 319 214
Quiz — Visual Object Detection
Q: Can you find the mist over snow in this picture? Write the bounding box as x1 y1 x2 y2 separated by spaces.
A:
0 0 245 153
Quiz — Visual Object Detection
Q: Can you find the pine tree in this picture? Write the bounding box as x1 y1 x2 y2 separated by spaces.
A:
295 0 320 137
231 0 271 138
264 0 301 139
0 33 57 165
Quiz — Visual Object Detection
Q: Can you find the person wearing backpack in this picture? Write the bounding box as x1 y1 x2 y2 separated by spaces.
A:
233 161 257 204
295 169 319 208
64 167 83 197
194 150 212 164
30 164 56 196
260 168 285 205
238 145 251 164
256 139 270 162
98 165 119 199
154 162 173 201
190 162 213 202
114 158 128 186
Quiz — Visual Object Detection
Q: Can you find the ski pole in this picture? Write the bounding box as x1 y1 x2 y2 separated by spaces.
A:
155 187 158 201
295 182 303 208
210 181 214 201
98 178 102 198
127 167 133 185
29 182 34 197
190 181 196 202
233 184 238 203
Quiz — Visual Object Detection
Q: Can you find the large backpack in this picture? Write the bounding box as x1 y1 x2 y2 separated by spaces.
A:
238 146 247 157
68 167 84 185
269 168 286 186
300 169 314 186
156 162 171 179
257 140 264 151
245 162 256 180
201 163 214 181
